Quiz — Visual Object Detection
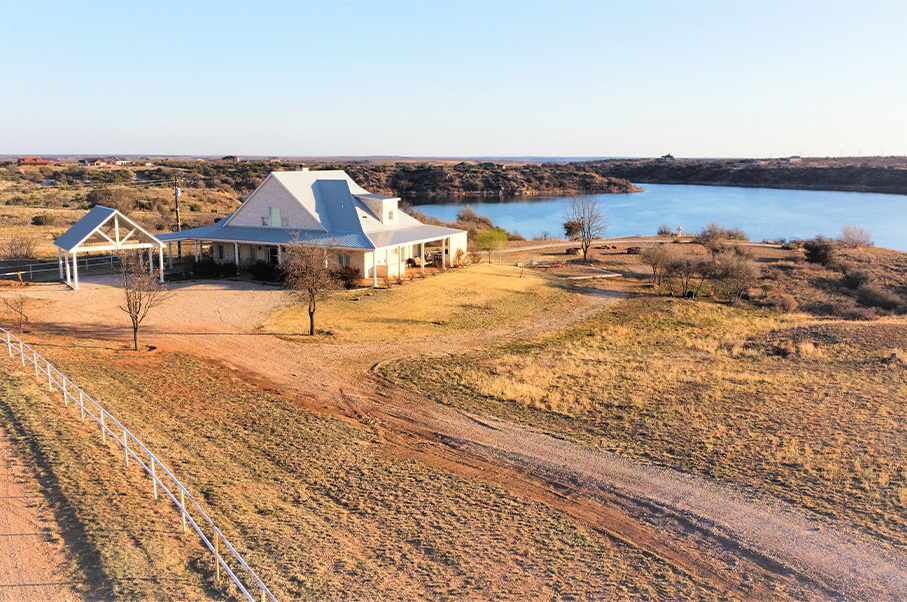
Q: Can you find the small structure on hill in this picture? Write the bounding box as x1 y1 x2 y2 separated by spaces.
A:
17 156 53 166
54 206 164 290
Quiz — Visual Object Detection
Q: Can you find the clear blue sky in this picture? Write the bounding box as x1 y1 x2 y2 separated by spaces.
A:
2 1 905 158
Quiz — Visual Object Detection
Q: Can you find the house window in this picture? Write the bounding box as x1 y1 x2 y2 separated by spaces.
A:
338 253 351 267
387 210 395 221
269 207 281 227
261 217 268 226
217 244 224 260
281 218 289 227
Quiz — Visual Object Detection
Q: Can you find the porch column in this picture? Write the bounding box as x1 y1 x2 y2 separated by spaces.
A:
158 247 165 283
57 248 64 280
421 242 425 275
397 246 402 278
72 252 79 290
64 251 72 287
234 242 239 265
148 248 154 275
277 245 282 264
168 242 173 269
372 251 378 288
194 241 200 262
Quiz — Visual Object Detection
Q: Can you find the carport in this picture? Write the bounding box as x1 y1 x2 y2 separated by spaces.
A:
53 205 165 290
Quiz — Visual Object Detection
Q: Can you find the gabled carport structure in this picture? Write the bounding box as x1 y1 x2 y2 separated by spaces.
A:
53 205 165 290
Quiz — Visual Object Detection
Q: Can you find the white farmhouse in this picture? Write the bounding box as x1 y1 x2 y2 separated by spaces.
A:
158 170 467 287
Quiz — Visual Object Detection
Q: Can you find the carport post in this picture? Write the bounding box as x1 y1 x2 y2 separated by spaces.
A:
148 248 154 275
397 246 402 279
421 242 425 275
168 242 173 269
234 242 239 265
442 238 447 268
64 252 71 287
57 248 64 280
158 247 165 283
72 252 79 290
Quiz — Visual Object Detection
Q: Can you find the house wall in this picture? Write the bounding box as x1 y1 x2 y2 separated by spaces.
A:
228 177 321 229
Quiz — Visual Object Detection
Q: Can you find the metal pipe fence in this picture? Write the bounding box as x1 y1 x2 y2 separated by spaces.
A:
1 326 277 602
0 255 122 282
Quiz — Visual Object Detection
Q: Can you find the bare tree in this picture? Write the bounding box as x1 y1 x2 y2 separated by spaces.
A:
840 224 872 248
639 244 675 284
118 251 169 351
715 254 760 302
563 196 607 262
282 242 339 336
0 234 39 262
2 295 30 333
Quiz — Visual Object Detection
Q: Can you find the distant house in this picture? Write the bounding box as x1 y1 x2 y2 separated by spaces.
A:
657 154 675 164
788 156 802 164
114 159 133 166
158 170 467 287
78 157 108 167
17 156 53 166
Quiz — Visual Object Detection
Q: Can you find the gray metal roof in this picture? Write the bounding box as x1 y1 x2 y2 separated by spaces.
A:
366 224 466 248
53 206 116 252
157 223 374 250
54 205 163 252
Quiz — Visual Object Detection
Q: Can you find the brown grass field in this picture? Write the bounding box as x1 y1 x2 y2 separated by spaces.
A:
1 234 907 600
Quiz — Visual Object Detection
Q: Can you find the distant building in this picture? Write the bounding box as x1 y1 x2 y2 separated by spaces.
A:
787 156 802 164
114 159 133 166
17 156 53 166
657 154 675 164
78 157 108 167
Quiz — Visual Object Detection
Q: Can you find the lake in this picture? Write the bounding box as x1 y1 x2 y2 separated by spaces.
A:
411 184 907 251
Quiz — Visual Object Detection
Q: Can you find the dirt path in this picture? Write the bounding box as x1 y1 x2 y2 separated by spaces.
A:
0 428 82 602
12 275 907 600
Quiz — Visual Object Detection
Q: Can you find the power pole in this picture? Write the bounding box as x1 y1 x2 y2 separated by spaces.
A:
174 177 182 259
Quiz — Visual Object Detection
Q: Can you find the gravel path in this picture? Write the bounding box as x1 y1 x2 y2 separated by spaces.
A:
11 275 907 600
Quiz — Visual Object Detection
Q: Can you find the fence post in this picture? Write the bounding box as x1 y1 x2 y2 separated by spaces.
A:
33 350 38 378
19 341 24 367
124 429 129 466
47 361 52 390
62 379 68 406
151 454 158 500
79 391 85 423
180 488 187 533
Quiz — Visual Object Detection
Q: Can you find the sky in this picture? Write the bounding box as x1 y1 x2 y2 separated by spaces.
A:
1 0 905 158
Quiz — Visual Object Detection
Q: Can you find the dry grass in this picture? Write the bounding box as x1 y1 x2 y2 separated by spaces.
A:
382 297 907 552
0 343 724 601
261 263 571 342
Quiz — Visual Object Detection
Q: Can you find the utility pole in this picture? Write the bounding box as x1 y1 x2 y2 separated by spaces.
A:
174 177 182 259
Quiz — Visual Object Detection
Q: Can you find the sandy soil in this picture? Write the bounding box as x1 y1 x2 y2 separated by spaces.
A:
8 274 907 600
0 428 82 602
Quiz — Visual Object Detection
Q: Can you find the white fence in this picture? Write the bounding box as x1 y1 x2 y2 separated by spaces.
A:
1 326 277 602
0 255 121 282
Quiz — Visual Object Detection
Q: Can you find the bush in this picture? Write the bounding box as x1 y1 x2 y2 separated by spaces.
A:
803 236 836 265
249 260 282 282
657 224 673 237
31 213 57 226
842 268 873 289
188 203 202 212
839 224 871 248
190 258 238 279
0 234 38 261
332 265 362 289
856 284 902 311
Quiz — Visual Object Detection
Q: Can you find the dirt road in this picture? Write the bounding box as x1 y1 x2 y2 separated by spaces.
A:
0 428 82 602
10 275 907 600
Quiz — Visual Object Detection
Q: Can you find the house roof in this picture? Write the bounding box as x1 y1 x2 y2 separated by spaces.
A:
161 170 464 251
54 205 163 252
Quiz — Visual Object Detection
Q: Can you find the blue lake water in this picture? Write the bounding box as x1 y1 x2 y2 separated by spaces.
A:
411 184 907 251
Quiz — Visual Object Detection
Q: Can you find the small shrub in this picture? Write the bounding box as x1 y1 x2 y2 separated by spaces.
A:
767 293 798 313
332 265 361 289
839 224 871 248
31 213 57 226
249 260 282 282
803 236 836 265
188 203 202 212
842 268 873 289
657 224 673 237
856 284 902 311
0 234 39 261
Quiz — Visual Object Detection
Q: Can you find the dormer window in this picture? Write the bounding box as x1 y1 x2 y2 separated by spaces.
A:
269 207 282 227
388 210 395 221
